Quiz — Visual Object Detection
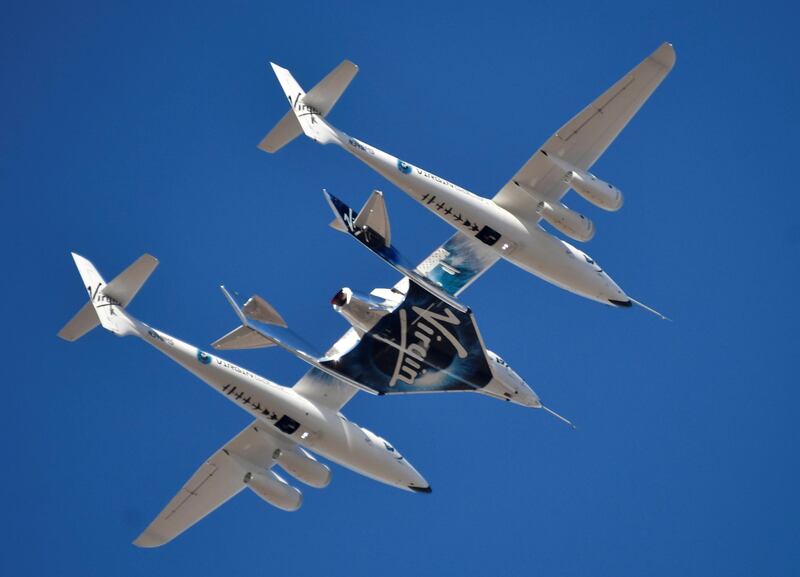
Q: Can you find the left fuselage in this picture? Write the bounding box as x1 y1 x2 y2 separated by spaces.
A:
324 125 630 307
127 314 429 492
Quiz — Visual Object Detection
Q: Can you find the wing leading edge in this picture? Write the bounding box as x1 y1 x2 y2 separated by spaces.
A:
493 42 676 224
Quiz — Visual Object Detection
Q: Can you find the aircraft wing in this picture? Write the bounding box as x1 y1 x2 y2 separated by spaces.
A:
492 42 675 224
134 421 278 548
411 231 501 297
326 189 501 299
320 280 493 394
292 366 359 411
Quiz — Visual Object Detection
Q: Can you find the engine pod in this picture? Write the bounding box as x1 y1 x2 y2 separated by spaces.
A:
537 201 595 242
565 169 624 211
244 470 303 512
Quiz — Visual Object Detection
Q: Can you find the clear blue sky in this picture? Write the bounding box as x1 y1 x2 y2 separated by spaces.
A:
2 1 798 575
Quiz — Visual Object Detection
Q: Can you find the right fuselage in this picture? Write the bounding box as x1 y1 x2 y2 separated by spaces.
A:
327 127 631 307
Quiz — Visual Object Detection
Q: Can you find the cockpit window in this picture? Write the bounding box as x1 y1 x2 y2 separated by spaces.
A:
383 440 404 460
493 355 510 368
583 254 603 272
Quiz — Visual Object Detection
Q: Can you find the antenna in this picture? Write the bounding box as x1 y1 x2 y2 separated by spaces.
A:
630 297 670 321
541 405 576 429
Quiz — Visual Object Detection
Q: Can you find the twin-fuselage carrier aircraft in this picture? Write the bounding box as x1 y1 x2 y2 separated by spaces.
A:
260 43 675 314
59 44 674 547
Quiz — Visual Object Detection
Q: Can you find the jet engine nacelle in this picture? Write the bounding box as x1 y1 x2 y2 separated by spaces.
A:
565 169 624 211
331 287 400 333
244 470 303 511
537 201 595 242
274 447 332 489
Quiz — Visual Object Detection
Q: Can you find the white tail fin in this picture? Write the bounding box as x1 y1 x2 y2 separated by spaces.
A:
353 190 392 246
258 60 357 152
58 253 158 340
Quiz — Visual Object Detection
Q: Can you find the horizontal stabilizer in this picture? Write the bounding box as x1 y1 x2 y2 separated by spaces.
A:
212 325 276 350
57 301 100 341
242 294 287 327
217 288 385 396
103 254 159 306
303 60 358 117
258 110 303 153
216 287 324 359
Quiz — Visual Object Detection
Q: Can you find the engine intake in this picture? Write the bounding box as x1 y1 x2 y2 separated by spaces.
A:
565 169 624 212
331 287 399 333
273 447 331 489
244 470 303 511
537 201 595 242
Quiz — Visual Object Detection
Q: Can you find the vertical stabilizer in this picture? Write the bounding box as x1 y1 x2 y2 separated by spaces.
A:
259 60 356 152
58 253 158 340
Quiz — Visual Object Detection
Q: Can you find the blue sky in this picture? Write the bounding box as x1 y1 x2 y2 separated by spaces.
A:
2 1 798 575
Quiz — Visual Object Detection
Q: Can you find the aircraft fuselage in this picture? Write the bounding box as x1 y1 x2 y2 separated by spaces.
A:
129 316 428 491
326 127 630 307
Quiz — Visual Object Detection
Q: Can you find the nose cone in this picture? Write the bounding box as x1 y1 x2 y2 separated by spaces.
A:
403 462 431 493
512 382 541 408
600 272 632 308
482 377 541 408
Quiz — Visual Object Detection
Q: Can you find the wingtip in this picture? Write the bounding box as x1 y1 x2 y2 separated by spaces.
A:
652 42 676 69
132 530 167 548
140 253 160 268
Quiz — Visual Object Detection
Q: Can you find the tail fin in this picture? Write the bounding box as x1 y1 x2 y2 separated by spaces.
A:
58 253 158 340
258 60 357 152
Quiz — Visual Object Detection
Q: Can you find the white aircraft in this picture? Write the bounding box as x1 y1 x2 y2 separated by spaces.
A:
259 43 675 313
58 253 432 547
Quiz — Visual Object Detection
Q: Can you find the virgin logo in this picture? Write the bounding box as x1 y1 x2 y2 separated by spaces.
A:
390 306 467 387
